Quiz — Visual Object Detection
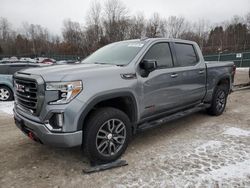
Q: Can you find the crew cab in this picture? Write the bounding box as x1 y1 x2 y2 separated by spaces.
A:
13 38 235 163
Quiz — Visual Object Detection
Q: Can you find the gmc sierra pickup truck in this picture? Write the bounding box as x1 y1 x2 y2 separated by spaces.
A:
13 38 235 163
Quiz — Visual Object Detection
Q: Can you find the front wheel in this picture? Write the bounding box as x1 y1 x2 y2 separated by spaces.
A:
207 84 228 116
0 86 13 101
83 107 131 163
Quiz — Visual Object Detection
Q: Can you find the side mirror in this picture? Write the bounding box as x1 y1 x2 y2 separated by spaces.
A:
140 59 157 72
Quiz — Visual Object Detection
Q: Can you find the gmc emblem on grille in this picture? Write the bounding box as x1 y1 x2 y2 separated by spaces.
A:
15 83 25 93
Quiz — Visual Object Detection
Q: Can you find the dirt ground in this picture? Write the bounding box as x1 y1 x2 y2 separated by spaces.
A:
0 70 249 188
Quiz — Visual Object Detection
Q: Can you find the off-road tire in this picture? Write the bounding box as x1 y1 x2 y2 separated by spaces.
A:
207 84 228 116
83 107 131 164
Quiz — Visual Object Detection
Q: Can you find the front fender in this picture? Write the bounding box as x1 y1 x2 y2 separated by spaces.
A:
76 90 139 130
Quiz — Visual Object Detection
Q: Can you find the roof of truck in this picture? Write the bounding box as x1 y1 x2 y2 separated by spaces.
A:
140 37 197 44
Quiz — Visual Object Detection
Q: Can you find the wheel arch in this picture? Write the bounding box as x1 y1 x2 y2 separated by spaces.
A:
77 91 138 131
0 83 14 101
0 83 14 93
215 75 231 93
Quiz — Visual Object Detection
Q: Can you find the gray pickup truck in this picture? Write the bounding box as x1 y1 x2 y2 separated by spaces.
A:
13 38 235 163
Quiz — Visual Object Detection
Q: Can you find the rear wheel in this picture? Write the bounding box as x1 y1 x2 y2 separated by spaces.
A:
207 84 228 116
83 107 131 163
0 86 13 101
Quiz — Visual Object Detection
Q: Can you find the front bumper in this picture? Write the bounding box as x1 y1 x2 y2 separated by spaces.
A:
14 108 82 147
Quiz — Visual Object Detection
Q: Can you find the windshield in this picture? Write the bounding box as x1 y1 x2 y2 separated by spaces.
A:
81 40 146 65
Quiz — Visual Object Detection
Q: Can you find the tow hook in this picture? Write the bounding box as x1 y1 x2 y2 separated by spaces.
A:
28 132 35 140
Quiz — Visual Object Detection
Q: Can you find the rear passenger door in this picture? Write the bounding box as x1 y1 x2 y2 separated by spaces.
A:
172 42 206 105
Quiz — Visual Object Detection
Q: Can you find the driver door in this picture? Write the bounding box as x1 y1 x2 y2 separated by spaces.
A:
138 42 184 119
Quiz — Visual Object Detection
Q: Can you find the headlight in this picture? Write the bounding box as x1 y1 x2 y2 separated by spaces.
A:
46 81 82 104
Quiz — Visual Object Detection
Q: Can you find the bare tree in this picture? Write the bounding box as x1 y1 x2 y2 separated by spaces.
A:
166 16 188 38
128 13 146 39
0 17 15 54
102 0 129 42
244 12 250 51
245 12 250 30
193 19 210 50
0 17 11 41
146 13 165 37
62 19 85 54
21 23 51 55
85 0 103 52
1 9 250 58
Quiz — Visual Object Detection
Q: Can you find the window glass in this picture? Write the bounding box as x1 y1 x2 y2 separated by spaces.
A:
143 43 173 68
0 65 8 74
174 43 198 66
81 41 145 65
8 64 27 75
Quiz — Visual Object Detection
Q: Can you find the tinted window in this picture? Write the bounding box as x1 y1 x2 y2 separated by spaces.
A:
143 43 173 68
0 65 8 74
174 43 198 66
8 64 27 75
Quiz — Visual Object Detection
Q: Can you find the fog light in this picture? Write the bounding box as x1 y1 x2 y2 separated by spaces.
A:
56 113 64 128
46 113 64 131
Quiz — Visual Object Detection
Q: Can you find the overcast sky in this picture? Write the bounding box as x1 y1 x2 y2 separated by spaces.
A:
0 0 250 35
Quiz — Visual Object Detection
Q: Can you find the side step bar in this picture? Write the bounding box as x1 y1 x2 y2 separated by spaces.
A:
137 103 209 132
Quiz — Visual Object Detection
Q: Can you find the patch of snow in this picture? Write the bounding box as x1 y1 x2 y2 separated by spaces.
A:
195 140 222 151
223 127 250 137
0 101 14 115
236 68 250 72
203 159 250 181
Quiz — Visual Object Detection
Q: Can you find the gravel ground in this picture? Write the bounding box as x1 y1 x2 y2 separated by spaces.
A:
0 71 250 188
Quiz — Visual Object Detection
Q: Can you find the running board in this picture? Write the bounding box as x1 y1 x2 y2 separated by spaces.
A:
137 104 209 132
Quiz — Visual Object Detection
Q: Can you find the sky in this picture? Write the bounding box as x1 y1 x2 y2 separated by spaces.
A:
0 0 250 35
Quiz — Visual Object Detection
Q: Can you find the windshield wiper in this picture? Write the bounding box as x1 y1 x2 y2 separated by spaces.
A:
93 62 124 66
94 62 109 65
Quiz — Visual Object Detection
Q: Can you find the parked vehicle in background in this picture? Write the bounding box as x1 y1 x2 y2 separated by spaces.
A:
34 57 56 65
13 38 235 163
56 60 79 65
0 62 49 101
0 56 19 62
0 75 13 101
0 57 56 65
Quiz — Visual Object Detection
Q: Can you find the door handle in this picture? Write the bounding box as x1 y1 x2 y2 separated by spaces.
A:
171 73 178 78
199 70 205 74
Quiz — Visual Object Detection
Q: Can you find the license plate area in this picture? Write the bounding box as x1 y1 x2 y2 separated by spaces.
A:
14 117 42 143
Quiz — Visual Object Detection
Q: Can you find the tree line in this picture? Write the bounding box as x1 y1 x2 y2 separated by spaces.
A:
0 0 250 58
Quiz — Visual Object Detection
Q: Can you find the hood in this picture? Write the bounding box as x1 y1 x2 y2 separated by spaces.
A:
20 63 123 81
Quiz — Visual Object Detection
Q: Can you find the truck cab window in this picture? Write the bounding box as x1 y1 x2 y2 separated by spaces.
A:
174 43 198 67
143 43 173 68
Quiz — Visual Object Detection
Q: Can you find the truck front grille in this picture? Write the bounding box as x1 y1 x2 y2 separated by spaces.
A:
14 73 44 116
15 78 38 114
